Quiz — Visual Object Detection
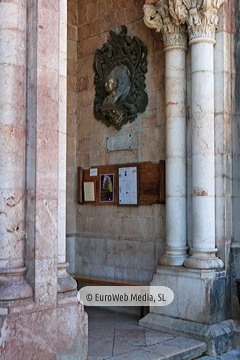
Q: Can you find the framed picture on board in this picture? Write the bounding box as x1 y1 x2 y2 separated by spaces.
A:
100 174 114 202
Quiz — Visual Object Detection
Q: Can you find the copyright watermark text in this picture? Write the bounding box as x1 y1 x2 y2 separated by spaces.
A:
77 286 174 306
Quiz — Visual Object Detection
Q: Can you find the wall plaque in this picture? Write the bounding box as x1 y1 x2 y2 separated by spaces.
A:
106 133 136 152
118 166 138 205
94 26 148 130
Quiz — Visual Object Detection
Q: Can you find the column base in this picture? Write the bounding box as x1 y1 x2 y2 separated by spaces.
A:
159 246 189 266
150 265 229 324
0 267 33 301
143 265 232 356
139 313 235 356
57 262 77 294
184 248 224 269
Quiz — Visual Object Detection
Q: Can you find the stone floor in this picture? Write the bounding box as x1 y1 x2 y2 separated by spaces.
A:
86 307 207 360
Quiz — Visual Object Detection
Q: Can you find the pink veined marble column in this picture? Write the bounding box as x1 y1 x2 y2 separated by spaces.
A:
0 1 88 358
25 0 76 310
0 0 33 304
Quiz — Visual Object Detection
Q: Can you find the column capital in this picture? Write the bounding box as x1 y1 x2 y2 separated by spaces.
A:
143 0 188 51
170 0 225 44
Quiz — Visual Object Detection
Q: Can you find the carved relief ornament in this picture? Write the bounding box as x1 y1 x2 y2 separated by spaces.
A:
170 0 225 43
143 0 225 45
143 0 188 51
94 26 148 130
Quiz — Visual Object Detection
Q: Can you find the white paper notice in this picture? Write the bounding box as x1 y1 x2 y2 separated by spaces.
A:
84 182 95 202
90 168 98 176
118 167 138 205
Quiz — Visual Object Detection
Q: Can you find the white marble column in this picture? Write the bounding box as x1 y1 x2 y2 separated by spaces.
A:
177 0 225 269
184 40 224 268
0 0 33 302
57 0 77 293
143 1 188 265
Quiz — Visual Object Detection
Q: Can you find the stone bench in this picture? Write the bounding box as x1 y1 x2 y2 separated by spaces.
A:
71 273 149 318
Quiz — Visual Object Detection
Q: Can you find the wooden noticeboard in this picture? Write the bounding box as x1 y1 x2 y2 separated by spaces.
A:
78 161 165 206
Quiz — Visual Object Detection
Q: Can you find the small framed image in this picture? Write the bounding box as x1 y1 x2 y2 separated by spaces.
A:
100 174 114 202
83 181 96 203
118 166 138 205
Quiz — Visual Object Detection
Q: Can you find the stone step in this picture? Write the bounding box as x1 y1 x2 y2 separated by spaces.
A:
87 308 207 360
105 335 207 360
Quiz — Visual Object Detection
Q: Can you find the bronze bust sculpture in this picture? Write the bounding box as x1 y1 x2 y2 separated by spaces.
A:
103 65 131 105
94 26 148 130
103 78 119 105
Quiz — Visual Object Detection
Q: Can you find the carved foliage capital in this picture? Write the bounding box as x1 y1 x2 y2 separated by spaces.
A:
143 0 225 45
170 0 225 42
143 0 188 50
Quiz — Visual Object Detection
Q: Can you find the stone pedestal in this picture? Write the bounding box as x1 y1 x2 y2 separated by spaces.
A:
231 243 240 320
150 266 228 324
139 265 233 356
0 302 88 360
140 313 234 356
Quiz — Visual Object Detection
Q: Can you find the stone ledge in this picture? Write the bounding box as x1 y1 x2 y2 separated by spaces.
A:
154 265 226 280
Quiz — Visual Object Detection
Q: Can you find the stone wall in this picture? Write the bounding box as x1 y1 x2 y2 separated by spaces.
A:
66 0 166 281
66 0 236 286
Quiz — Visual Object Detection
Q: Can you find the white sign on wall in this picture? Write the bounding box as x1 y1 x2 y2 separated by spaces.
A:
118 166 138 205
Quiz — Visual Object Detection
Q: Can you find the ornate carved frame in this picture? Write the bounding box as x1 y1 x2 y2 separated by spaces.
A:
94 26 148 130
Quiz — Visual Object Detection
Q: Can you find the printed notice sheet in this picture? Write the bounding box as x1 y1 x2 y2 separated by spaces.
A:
84 182 95 202
118 167 138 205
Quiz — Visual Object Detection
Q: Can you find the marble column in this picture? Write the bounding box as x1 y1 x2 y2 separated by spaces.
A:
0 0 32 303
180 0 225 269
0 0 88 357
25 0 76 309
143 0 188 265
57 0 77 294
140 3 231 354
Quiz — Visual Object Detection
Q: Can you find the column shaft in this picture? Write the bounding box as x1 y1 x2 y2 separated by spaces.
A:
57 0 76 293
160 48 188 266
184 41 224 269
0 0 32 301
143 1 188 266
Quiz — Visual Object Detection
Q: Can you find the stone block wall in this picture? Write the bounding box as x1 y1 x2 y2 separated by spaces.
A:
66 0 166 281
